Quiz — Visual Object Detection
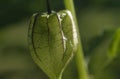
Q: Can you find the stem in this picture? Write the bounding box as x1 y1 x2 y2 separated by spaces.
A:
64 0 89 79
46 0 51 14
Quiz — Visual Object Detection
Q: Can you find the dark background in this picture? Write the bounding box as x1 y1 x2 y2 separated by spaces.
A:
0 0 120 79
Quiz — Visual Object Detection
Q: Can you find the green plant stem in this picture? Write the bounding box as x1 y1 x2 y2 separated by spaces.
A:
64 0 89 79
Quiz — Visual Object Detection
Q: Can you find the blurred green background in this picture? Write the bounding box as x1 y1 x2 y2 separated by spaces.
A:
0 0 120 79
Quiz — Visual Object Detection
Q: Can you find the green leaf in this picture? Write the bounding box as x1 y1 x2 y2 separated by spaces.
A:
28 10 78 79
88 28 120 79
108 28 120 59
86 29 114 55
88 29 115 74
